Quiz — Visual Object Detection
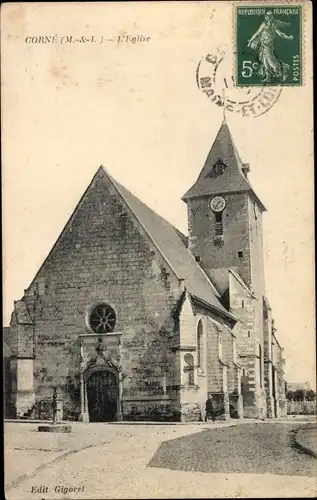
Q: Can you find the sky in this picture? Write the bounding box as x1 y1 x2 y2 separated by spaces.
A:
2 2 315 388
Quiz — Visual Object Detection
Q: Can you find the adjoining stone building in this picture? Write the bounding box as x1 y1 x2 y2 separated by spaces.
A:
5 121 286 422
263 299 287 417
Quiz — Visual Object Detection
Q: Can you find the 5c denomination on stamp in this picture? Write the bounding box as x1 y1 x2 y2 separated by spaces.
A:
235 4 302 86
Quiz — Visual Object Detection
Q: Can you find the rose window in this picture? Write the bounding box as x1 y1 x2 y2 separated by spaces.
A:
89 304 116 333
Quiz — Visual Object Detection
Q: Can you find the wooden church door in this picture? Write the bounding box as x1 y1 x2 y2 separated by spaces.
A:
86 371 118 422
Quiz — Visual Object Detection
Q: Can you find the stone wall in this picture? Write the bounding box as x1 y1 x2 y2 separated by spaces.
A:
122 395 179 421
176 296 238 422
177 296 207 421
263 298 274 417
247 198 265 300
272 335 287 417
187 193 252 287
229 272 266 418
9 169 183 420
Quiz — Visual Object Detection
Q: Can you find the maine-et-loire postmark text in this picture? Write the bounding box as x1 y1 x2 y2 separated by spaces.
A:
196 49 282 118
235 5 302 86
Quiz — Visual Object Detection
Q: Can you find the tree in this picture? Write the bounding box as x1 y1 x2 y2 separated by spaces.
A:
305 389 316 401
293 389 305 402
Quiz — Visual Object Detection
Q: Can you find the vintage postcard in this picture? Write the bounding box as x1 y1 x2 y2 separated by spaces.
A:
2 1 315 499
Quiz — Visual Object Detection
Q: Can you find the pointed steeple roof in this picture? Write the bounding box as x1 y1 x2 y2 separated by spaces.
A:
182 122 266 211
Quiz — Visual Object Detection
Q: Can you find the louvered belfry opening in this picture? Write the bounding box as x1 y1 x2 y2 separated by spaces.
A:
215 211 223 236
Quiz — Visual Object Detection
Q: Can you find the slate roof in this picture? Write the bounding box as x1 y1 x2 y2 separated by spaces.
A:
103 169 235 321
182 121 266 211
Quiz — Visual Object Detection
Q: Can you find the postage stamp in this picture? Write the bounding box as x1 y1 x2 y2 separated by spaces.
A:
235 4 302 86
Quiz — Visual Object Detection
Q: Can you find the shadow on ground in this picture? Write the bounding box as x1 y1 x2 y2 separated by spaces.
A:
148 423 316 477
295 424 317 457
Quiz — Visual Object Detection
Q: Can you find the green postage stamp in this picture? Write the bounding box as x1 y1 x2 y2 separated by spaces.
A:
235 5 302 86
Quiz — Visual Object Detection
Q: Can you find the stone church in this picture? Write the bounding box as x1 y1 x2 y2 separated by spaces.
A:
5 121 287 422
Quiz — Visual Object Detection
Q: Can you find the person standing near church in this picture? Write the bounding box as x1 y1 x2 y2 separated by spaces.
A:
205 395 215 422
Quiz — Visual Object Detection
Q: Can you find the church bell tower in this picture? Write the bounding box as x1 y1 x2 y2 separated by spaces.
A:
182 120 266 300
182 120 269 418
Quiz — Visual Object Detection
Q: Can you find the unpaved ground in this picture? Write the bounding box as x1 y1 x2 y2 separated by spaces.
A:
5 419 317 499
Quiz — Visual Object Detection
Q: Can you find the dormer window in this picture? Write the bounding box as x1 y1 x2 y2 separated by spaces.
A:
215 162 225 176
206 158 227 178
197 320 204 372
214 158 227 176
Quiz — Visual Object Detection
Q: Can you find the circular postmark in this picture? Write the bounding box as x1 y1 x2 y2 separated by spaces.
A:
196 48 282 118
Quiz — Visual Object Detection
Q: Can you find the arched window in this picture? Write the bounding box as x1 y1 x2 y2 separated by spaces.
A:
233 337 237 363
184 353 194 386
218 330 223 360
197 320 203 368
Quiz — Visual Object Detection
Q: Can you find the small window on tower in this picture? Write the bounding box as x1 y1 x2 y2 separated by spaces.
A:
195 256 201 262
215 212 223 237
207 158 228 178
215 163 224 175
238 251 243 258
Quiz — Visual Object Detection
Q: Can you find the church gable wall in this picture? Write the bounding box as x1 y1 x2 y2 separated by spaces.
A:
19 171 182 420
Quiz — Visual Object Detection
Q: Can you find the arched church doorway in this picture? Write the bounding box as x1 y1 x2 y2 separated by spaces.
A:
86 370 118 422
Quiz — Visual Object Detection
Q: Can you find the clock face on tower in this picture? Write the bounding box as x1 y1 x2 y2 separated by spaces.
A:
210 196 226 212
